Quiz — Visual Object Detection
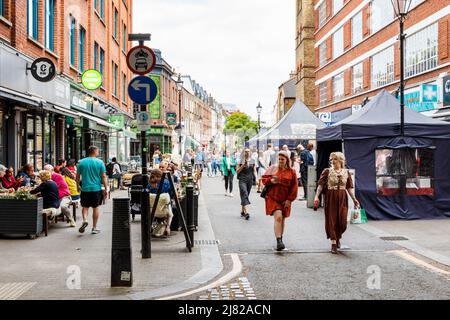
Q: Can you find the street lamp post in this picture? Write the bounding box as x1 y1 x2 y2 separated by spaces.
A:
391 0 413 136
256 103 262 154
175 74 184 158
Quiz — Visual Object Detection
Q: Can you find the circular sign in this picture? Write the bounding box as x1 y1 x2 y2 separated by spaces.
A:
126 46 156 75
81 69 103 90
30 58 56 82
128 76 158 105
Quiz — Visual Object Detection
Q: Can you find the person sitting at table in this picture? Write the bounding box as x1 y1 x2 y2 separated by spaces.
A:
44 164 76 227
66 159 77 176
61 167 80 201
1 167 24 190
17 164 37 187
0 165 15 193
30 170 61 221
148 169 174 237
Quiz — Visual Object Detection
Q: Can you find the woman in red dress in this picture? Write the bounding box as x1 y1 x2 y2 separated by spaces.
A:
314 152 360 254
262 151 298 251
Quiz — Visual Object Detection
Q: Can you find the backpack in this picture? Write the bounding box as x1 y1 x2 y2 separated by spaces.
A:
106 162 114 178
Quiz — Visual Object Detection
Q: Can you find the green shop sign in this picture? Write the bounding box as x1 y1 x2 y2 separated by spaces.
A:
149 75 161 119
108 114 124 129
166 112 177 125
81 69 103 90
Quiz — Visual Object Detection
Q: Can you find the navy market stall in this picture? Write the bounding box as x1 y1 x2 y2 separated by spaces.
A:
248 99 325 149
317 90 450 220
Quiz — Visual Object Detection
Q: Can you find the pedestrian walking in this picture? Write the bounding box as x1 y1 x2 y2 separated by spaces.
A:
256 150 266 193
314 152 360 254
221 150 236 197
76 146 108 234
309 143 317 166
262 151 298 251
300 144 314 200
263 143 275 168
236 148 257 220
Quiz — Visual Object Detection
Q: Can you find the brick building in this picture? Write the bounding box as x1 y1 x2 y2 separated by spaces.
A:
0 0 133 169
299 0 450 124
276 75 296 121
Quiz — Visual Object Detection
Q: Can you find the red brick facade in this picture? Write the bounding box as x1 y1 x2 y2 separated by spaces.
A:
0 0 132 113
313 0 450 113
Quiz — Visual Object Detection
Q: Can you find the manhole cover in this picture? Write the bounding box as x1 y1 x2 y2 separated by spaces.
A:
380 236 409 241
194 239 220 246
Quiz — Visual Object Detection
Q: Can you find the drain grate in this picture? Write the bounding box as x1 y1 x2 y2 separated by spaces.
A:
380 236 409 241
194 239 220 246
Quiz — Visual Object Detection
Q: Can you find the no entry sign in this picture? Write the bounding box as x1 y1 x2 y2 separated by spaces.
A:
126 46 156 75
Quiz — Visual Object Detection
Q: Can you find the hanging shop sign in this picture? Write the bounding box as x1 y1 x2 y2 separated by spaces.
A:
81 69 103 90
29 57 56 82
443 75 450 107
166 112 177 125
108 114 125 129
126 46 157 75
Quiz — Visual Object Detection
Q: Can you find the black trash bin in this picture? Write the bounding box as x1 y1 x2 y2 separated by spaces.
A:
129 174 143 221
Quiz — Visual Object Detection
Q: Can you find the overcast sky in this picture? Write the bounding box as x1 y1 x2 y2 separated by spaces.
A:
132 0 295 124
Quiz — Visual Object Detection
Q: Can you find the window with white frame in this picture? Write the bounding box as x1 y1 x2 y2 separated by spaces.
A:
319 82 328 107
405 23 438 78
371 0 394 34
351 11 362 47
372 46 395 89
333 27 344 60
333 73 344 102
319 42 327 67
352 63 363 94
333 0 343 16
318 1 327 28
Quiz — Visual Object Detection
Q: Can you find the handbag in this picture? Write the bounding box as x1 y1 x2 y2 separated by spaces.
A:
260 185 271 199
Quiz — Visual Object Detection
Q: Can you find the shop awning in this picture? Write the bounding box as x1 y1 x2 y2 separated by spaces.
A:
185 135 201 149
121 129 137 139
50 105 80 118
0 86 42 107
76 112 116 129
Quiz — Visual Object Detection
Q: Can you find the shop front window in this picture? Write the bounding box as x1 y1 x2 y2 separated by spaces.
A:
376 148 434 196
36 115 43 170
26 116 35 167
44 115 56 166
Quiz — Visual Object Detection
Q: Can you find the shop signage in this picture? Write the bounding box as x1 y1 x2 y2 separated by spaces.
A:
29 57 56 83
109 114 125 129
403 84 438 112
443 75 450 107
318 112 332 123
128 76 158 105
137 111 151 131
351 105 362 113
81 69 103 90
126 46 156 75
166 112 177 125
149 75 161 119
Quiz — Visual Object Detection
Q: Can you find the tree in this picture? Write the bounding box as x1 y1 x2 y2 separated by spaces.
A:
224 112 258 148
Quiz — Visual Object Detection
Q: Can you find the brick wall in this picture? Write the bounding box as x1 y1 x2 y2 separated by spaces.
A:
314 0 450 112
1 0 133 114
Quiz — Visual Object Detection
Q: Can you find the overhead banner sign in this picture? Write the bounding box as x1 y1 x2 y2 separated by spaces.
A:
149 75 161 120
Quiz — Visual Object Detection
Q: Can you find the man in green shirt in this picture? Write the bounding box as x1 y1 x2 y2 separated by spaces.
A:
76 146 108 234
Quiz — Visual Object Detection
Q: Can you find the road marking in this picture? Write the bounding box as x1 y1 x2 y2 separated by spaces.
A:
0 282 36 300
390 250 450 279
157 253 242 300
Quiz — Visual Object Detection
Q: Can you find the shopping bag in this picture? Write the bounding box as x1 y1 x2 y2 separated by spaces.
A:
350 208 367 224
350 208 362 224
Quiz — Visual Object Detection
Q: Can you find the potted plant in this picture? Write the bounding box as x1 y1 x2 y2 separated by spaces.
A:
0 189 44 239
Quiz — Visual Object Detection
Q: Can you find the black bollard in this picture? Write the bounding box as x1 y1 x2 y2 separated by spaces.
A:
186 179 195 248
111 198 133 287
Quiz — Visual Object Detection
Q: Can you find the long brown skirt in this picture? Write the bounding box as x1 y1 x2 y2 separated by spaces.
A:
323 189 349 240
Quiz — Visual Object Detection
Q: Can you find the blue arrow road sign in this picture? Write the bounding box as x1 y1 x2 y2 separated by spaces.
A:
128 76 158 105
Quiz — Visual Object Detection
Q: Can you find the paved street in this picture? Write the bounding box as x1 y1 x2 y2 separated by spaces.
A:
187 176 450 300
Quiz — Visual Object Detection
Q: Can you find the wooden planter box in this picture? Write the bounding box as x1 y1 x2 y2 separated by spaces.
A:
0 197 44 239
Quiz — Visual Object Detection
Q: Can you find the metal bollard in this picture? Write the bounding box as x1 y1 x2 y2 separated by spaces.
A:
111 198 132 287
186 179 195 248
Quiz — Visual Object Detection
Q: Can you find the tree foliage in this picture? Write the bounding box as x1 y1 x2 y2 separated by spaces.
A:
224 112 258 134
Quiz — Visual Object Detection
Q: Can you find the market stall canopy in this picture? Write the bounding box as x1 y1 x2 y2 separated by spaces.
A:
249 99 325 142
317 90 450 141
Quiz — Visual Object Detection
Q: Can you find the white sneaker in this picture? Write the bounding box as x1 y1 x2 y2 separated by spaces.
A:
91 228 101 234
225 192 229 197
229 193 234 197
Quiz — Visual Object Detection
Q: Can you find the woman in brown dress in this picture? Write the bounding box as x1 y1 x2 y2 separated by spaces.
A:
314 152 360 254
